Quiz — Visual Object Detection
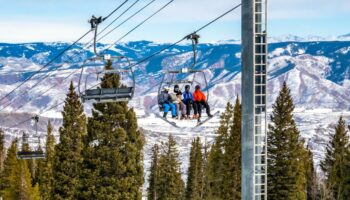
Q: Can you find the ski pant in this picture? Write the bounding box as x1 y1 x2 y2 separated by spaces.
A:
175 102 186 116
194 100 211 117
163 103 176 117
184 100 197 116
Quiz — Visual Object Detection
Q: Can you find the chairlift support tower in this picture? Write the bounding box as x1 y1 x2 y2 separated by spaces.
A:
242 0 268 199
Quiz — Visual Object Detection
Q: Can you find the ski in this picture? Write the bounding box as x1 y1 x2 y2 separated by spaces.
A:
195 111 220 127
155 114 180 128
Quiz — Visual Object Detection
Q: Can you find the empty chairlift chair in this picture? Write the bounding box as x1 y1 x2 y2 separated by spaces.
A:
17 137 46 160
78 54 135 103
17 116 45 159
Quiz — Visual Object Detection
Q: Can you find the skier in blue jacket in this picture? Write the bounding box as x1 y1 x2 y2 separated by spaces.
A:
182 85 198 119
158 87 176 118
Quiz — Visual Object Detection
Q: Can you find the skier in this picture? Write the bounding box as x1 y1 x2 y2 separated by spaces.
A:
183 85 198 119
158 87 176 118
193 85 212 122
172 85 186 120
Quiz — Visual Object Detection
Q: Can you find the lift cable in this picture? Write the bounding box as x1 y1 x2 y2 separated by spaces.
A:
14 69 81 112
102 0 129 21
98 2 241 87
75 3 244 98
0 1 140 112
0 31 90 104
97 0 158 44
83 0 141 50
1 0 167 112
0 0 128 106
7 2 242 129
102 0 174 51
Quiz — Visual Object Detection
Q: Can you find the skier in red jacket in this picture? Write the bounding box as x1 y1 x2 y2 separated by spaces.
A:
193 85 212 122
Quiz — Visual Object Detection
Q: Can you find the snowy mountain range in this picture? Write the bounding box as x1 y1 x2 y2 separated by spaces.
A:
0 37 350 180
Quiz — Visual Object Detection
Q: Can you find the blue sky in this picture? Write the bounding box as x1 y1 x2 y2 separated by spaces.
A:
0 0 349 43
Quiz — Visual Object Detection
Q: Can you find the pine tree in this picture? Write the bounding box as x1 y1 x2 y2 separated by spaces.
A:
0 129 5 172
267 82 307 200
4 159 38 200
217 102 234 145
1 139 39 200
156 134 184 200
28 159 38 185
0 129 5 197
38 121 55 200
341 136 350 199
32 183 41 200
203 102 234 199
306 147 319 200
21 132 38 187
185 137 204 200
21 132 30 152
0 130 4 199
148 144 160 200
79 60 144 199
201 141 211 200
52 81 86 200
222 97 241 200
320 116 349 199
0 139 18 196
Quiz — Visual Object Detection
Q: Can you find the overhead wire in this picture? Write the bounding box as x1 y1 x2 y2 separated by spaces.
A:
14 68 81 112
3 0 165 113
97 0 157 43
102 0 174 52
0 0 129 109
7 2 242 129
0 30 91 104
0 0 141 112
87 0 142 45
102 0 129 21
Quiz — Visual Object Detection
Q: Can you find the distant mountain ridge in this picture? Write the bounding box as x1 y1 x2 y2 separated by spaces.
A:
0 39 350 115
1 39 350 179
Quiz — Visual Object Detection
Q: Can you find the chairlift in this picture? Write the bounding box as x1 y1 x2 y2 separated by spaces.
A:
156 33 218 127
17 115 45 159
158 33 209 100
78 54 135 103
78 15 135 103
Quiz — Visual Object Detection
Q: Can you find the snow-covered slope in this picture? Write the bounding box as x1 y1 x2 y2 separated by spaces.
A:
0 39 350 180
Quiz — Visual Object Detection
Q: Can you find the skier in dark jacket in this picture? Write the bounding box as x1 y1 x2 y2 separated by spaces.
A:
158 87 176 118
182 85 198 119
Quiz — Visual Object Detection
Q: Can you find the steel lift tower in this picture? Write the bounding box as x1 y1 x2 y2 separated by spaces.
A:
242 0 268 199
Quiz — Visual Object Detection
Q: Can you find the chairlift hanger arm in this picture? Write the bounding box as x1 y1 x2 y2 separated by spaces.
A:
185 33 200 69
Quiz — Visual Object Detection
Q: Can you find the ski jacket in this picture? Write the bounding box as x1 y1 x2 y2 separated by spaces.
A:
193 90 206 102
171 92 184 104
158 92 171 104
183 92 194 102
169 93 177 102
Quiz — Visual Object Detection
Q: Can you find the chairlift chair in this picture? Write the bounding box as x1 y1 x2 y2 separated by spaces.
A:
78 54 135 103
158 33 210 107
79 15 135 103
17 116 45 159
158 67 209 101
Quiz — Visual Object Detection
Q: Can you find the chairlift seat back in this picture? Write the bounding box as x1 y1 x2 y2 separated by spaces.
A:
17 150 46 159
82 87 134 102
